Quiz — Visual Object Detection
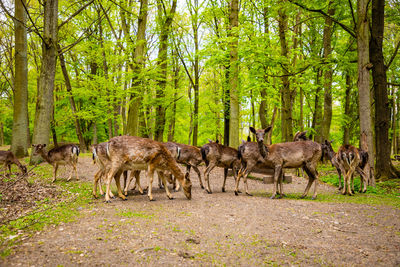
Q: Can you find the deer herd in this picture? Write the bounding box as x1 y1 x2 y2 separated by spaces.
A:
1 127 370 203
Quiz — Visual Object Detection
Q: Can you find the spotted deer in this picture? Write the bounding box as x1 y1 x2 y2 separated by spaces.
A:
32 144 79 182
200 140 241 193
91 142 143 198
248 127 322 199
0 150 27 176
103 135 192 203
164 142 204 190
336 144 367 195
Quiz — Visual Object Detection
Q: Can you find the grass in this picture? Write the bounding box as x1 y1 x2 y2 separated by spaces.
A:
0 161 94 258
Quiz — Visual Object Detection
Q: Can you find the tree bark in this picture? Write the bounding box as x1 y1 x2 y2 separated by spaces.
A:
343 73 352 144
30 0 58 164
357 0 375 184
154 0 177 142
313 69 323 142
126 0 148 137
11 0 29 157
370 0 399 179
228 0 239 148
321 1 335 141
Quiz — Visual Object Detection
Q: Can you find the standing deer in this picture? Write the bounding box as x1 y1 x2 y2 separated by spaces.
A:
91 142 143 198
200 140 241 193
32 144 79 182
103 135 192 203
0 150 27 176
322 140 368 193
336 144 367 195
246 127 322 199
164 142 204 189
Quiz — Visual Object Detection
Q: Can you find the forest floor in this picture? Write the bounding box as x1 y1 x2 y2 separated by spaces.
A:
1 155 400 266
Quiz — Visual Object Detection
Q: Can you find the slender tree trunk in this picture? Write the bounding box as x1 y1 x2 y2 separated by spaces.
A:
0 122 4 146
343 73 352 144
126 0 148 137
370 0 399 179
223 66 230 146
228 0 239 148
313 69 323 142
30 0 58 164
92 123 98 145
58 45 86 151
168 50 179 142
357 0 375 185
391 87 396 154
192 0 200 146
278 1 292 142
321 2 335 141
11 0 29 157
267 106 277 145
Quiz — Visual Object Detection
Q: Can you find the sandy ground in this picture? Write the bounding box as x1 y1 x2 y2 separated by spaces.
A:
2 156 400 266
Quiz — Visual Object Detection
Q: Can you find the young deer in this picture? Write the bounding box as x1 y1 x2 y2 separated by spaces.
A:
0 150 27 176
32 144 80 182
104 135 192 203
164 142 204 189
200 140 241 193
246 127 322 199
91 142 143 198
322 140 368 193
336 144 367 195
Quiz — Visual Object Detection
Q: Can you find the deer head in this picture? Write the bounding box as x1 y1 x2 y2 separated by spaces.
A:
249 126 272 157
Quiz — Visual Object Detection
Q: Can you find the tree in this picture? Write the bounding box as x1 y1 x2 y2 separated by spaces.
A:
11 0 29 157
30 0 58 164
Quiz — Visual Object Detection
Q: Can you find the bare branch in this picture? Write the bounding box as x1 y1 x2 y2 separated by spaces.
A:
386 38 400 70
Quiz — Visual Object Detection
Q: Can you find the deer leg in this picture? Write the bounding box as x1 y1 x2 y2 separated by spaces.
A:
134 171 145 194
104 167 118 203
234 168 243 196
158 171 173 200
114 170 127 200
192 165 204 189
123 171 135 196
147 166 155 201
204 163 215 194
278 168 285 198
93 169 103 198
336 167 343 190
357 166 367 193
7 164 12 176
52 163 59 183
270 165 282 199
222 168 228 192
346 171 353 196
300 164 316 199
243 169 253 196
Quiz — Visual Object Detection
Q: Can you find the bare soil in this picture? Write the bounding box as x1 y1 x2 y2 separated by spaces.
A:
2 156 400 266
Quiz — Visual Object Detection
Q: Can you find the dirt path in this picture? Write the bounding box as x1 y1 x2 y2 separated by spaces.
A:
2 157 400 266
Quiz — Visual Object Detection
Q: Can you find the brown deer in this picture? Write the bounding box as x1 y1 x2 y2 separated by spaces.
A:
164 142 204 189
103 135 192 203
247 127 322 199
0 150 27 176
322 140 367 193
336 144 367 195
200 140 241 193
32 144 79 182
91 142 143 198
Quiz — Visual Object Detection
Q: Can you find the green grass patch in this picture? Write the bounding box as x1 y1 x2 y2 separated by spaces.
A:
115 209 154 219
0 163 94 258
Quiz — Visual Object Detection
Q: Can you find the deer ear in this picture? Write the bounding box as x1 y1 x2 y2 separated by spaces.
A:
43 144 47 147
208 138 212 143
216 140 219 144
249 127 256 134
264 126 272 133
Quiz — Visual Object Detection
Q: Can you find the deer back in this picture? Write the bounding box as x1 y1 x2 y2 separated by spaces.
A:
238 141 272 169
337 144 360 170
268 141 322 168
47 144 79 164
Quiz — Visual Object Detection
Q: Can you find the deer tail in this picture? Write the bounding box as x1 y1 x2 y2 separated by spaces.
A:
92 146 97 164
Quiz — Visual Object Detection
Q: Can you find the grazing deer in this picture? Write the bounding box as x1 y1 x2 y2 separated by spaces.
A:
164 142 204 189
0 150 27 176
91 142 143 198
32 144 79 182
200 140 241 193
103 135 192 203
322 140 368 193
336 144 367 195
247 127 322 199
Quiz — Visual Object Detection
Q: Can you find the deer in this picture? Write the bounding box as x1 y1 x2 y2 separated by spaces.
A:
164 142 204 190
0 150 27 176
32 144 79 182
91 142 144 198
245 127 322 199
200 140 241 193
335 144 367 195
322 140 368 193
103 135 192 203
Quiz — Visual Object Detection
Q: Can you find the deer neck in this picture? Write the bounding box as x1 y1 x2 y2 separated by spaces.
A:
38 150 52 164
257 141 268 158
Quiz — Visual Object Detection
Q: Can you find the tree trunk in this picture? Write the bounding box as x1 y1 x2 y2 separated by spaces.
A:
223 66 230 146
126 0 148 137
313 69 323 142
92 123 98 145
278 2 292 142
58 45 86 151
357 0 375 184
228 0 239 148
321 1 335 141
168 50 179 142
343 73 352 144
267 106 278 145
11 0 29 157
370 0 399 179
391 87 396 154
30 0 58 164
0 122 4 146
